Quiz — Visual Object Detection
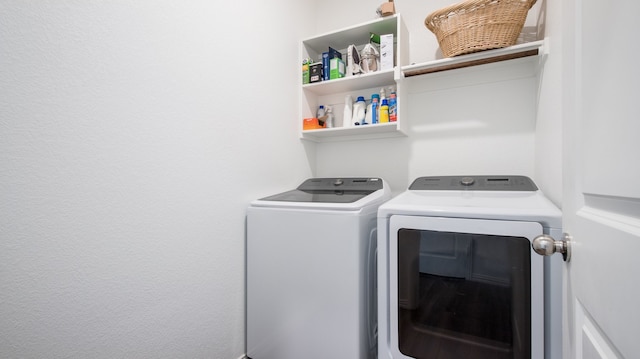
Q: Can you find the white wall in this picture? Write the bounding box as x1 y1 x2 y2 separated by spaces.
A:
533 0 563 206
0 1 312 358
311 0 562 201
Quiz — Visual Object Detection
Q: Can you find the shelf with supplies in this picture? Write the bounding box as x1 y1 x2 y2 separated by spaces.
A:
299 14 546 143
300 14 410 143
301 122 401 143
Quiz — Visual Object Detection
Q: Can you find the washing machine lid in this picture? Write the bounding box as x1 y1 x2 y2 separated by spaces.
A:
378 176 562 229
260 177 382 203
252 177 390 210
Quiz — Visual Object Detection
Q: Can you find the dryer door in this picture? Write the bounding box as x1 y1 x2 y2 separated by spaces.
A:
388 215 544 359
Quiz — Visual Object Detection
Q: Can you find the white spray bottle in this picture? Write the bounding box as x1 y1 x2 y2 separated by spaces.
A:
343 95 353 128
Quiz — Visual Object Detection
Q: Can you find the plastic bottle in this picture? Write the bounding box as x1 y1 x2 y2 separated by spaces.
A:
328 106 335 128
325 106 334 128
365 94 380 125
388 92 397 122
343 95 353 128
351 96 366 126
371 98 378 125
316 105 326 127
379 98 390 123
378 87 387 120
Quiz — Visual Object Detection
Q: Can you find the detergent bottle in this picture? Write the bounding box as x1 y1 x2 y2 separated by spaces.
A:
379 98 389 123
388 92 397 122
365 94 380 125
351 96 366 125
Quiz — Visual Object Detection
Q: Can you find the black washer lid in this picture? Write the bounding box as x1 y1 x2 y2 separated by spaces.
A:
260 177 383 203
409 175 538 191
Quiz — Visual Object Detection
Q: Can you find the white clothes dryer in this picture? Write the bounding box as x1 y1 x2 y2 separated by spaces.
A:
247 177 391 359
377 176 562 359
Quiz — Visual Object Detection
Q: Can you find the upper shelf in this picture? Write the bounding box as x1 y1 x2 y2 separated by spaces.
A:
401 40 546 78
302 15 399 58
302 69 396 96
301 15 402 96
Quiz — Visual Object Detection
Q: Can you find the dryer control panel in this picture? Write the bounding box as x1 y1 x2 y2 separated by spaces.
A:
409 175 538 191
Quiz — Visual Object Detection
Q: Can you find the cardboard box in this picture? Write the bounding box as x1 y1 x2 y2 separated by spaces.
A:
309 62 322 83
323 47 343 81
303 117 326 130
328 47 342 59
380 1 395 16
329 57 345 80
302 63 310 84
322 52 330 81
380 33 394 71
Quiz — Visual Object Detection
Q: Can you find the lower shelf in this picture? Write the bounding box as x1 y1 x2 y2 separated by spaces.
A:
301 122 406 142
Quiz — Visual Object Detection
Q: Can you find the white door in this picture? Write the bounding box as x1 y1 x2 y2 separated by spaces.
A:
562 0 640 358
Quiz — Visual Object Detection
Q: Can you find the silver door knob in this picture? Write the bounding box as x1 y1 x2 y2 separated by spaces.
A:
532 233 572 262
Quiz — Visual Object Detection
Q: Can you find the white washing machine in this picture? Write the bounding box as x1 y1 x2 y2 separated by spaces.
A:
377 176 563 359
247 177 391 359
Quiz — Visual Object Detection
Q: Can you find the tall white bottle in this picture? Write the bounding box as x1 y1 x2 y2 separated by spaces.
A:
343 95 353 128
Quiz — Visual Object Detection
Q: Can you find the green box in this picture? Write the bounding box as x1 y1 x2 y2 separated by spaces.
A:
329 57 345 80
302 63 310 84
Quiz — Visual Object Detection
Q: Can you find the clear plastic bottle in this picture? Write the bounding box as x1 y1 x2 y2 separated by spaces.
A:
351 96 366 126
379 98 390 123
325 106 334 128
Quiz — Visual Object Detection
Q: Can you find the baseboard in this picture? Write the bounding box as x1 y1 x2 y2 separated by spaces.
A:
236 355 247 359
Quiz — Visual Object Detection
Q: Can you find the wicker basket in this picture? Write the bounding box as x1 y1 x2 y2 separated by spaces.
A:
425 0 537 57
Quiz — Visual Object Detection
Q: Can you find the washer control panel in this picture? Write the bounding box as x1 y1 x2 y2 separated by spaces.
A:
259 177 384 203
298 177 383 191
409 176 538 191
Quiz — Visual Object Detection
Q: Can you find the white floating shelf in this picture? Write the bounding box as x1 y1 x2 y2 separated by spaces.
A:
301 122 405 143
302 69 396 96
401 40 545 78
